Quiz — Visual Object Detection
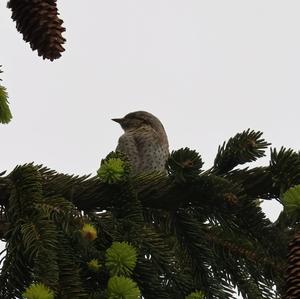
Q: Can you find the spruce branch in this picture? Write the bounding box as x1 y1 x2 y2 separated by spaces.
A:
0 66 12 124
282 184 300 223
167 148 204 183
213 129 270 174
270 147 300 194
0 131 299 297
205 231 285 273
171 210 236 298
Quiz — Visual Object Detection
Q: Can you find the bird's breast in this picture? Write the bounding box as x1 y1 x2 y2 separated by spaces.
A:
133 127 169 173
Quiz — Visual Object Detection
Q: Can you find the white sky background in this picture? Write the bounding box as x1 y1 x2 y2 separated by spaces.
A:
1 1 300 297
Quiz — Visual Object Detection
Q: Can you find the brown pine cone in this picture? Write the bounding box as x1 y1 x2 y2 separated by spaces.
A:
7 0 66 61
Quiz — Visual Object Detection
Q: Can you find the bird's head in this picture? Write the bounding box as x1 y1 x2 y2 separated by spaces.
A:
112 111 165 133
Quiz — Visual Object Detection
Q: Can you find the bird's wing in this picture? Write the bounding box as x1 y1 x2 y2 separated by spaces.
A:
116 133 140 171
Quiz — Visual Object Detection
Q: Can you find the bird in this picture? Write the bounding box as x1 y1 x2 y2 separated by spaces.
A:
112 111 169 175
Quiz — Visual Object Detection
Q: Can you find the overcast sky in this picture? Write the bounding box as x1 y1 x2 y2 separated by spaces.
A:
1 1 299 295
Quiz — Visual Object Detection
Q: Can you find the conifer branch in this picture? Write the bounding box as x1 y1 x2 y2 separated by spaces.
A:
0 66 12 124
1 130 299 297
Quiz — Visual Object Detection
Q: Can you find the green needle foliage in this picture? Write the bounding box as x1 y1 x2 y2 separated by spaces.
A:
23 282 54 299
282 184 300 221
185 290 205 299
97 151 131 184
0 129 299 298
213 129 269 174
107 276 141 299
167 148 203 183
105 242 137 276
0 66 12 124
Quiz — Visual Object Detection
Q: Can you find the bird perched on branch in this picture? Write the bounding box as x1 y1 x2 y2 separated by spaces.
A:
112 111 169 175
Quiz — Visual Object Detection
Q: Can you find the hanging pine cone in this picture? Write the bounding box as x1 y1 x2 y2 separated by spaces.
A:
284 230 300 299
7 0 66 61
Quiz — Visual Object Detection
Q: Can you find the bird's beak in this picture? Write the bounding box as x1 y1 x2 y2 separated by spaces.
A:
111 118 124 124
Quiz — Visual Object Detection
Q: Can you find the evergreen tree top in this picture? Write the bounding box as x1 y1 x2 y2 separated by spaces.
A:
0 129 299 298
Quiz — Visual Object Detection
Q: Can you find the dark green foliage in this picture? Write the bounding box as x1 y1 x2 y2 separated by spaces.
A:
213 129 270 174
167 148 204 183
269 147 300 195
0 129 297 298
0 165 86 298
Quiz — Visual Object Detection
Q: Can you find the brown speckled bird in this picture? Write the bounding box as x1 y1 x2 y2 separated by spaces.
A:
112 111 169 175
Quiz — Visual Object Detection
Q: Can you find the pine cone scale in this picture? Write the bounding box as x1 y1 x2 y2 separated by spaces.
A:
284 231 300 299
8 0 65 61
